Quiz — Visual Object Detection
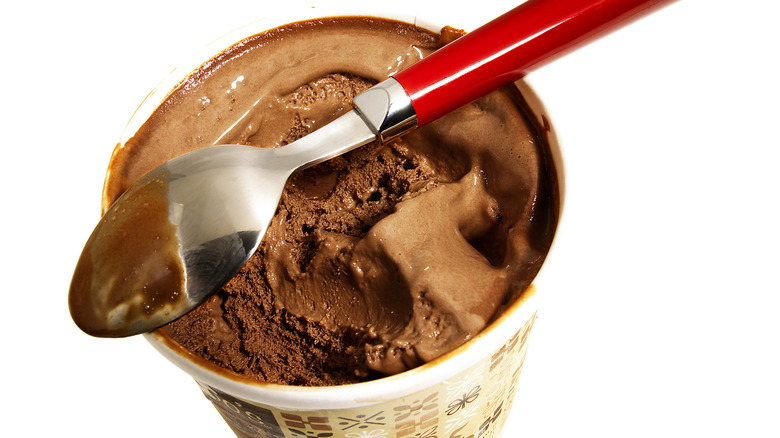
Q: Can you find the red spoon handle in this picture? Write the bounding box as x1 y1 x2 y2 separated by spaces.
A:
393 0 675 126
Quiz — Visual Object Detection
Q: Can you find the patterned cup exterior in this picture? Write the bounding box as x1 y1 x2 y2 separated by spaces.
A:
191 314 535 438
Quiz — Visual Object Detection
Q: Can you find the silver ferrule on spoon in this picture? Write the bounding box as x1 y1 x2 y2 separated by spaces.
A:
352 78 418 144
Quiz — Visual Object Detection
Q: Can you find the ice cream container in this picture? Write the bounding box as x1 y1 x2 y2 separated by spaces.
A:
108 7 564 438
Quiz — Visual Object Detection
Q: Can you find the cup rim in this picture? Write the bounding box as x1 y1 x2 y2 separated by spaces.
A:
113 6 563 411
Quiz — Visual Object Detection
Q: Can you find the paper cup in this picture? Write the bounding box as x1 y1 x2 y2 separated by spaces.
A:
108 7 564 438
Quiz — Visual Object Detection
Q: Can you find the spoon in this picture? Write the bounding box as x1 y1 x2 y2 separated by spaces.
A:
70 0 674 337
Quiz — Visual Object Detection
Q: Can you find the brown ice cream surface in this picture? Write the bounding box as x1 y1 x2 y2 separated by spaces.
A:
105 17 558 385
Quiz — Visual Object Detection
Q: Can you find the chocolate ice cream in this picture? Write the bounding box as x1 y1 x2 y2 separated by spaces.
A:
104 17 558 385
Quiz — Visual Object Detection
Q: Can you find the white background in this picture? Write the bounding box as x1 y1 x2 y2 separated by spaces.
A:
2 0 778 436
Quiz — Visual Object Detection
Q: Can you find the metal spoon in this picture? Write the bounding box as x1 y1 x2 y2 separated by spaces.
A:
69 0 674 337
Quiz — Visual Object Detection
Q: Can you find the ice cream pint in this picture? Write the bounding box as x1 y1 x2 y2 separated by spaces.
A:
104 8 563 438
